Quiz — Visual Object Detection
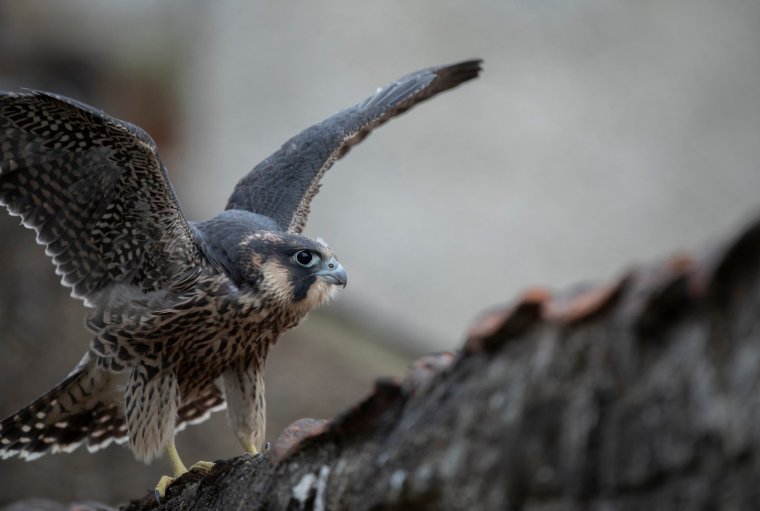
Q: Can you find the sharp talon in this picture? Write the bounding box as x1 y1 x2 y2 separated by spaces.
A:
154 475 175 503
190 460 215 473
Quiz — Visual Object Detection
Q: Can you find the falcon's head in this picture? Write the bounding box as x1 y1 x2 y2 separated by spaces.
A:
238 231 347 313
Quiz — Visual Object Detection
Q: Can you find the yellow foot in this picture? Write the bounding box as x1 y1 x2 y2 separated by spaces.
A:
154 462 214 503
154 475 176 503
190 460 215 473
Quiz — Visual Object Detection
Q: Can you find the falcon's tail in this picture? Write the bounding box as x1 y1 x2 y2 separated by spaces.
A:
0 353 227 462
0 354 126 460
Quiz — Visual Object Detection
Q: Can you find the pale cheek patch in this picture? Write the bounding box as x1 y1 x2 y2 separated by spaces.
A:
249 253 264 267
260 260 294 304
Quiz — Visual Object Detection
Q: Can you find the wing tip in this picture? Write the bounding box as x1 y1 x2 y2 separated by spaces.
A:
432 59 483 89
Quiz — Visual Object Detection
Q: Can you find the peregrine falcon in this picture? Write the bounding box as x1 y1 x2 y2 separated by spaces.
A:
0 60 481 496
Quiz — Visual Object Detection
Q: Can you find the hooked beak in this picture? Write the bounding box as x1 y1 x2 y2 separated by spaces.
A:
315 257 348 288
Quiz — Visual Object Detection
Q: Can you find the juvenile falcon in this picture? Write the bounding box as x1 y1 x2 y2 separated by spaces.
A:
0 60 481 494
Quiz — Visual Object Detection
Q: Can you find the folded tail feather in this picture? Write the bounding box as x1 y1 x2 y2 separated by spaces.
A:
0 355 227 461
0 354 125 460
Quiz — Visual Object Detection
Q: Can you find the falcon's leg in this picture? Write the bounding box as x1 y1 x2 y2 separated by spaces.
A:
154 441 185 502
166 440 187 476
125 364 180 463
221 358 266 455
125 364 186 502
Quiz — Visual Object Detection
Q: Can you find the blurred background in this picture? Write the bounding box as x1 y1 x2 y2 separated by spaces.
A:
1 0 759 505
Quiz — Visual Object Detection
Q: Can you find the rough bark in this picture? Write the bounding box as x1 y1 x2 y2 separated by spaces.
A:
7 216 760 511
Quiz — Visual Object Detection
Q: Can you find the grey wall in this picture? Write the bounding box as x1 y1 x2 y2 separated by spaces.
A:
177 0 760 350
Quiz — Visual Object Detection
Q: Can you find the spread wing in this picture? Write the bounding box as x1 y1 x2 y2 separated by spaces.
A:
226 59 482 233
0 90 204 306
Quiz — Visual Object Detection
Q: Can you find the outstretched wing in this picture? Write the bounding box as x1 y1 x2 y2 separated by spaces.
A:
0 91 204 306
226 59 482 233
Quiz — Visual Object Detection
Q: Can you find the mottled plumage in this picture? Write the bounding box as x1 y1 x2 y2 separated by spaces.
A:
0 61 481 469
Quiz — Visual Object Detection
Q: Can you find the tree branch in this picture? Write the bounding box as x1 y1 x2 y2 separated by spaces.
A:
103 216 760 510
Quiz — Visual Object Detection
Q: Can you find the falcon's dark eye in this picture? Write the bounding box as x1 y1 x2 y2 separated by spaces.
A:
294 250 318 267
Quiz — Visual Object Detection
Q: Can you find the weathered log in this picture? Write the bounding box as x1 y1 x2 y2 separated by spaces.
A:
100 216 760 510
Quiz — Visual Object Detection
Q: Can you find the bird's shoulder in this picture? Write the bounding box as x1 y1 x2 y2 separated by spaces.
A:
192 210 282 285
